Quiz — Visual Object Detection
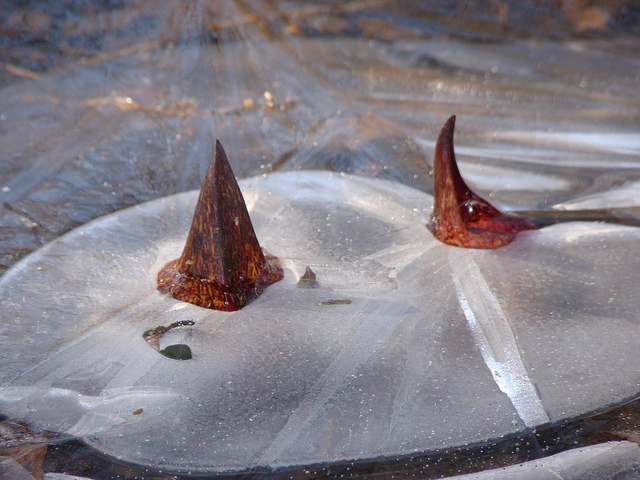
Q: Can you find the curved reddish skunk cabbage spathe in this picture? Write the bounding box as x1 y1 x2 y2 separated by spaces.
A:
428 116 537 249
157 140 283 311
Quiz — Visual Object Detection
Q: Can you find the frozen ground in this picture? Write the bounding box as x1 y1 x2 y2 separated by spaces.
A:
1 1 640 479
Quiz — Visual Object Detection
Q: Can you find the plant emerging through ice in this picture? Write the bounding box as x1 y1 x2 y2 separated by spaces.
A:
1 2 640 476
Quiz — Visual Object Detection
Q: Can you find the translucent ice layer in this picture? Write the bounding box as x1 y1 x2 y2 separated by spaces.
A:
2 172 640 474
2 3 640 477
445 442 640 480
2 34 640 276
0 456 39 480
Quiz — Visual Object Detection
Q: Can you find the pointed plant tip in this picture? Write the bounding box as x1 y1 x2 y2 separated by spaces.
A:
436 116 456 148
442 115 456 132
157 143 283 311
429 116 537 250
213 140 227 165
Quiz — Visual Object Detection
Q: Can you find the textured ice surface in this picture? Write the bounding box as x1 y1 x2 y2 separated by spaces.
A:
2 34 640 277
45 475 94 480
2 172 640 473
0 456 38 480
2 2 640 477
444 442 640 480
0 172 516 472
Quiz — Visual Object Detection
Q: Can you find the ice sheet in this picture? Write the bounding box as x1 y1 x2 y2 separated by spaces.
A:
0 457 37 480
0 173 515 473
2 172 640 474
2 1 640 477
2 33 640 276
443 441 640 480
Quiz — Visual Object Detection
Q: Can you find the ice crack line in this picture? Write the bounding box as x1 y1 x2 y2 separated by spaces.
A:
257 298 409 465
449 250 549 427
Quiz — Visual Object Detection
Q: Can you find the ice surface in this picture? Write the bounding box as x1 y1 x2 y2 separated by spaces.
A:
472 223 640 421
2 33 640 273
0 457 37 480
2 172 640 474
443 441 640 480
2 1 640 477
554 181 640 210
44 475 94 480
0 172 521 472
0 387 182 437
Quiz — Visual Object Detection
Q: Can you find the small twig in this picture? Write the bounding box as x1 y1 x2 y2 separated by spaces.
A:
143 320 195 350
3 63 39 80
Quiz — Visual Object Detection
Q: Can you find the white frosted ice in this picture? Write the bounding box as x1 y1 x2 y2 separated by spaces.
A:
2 172 640 474
0 457 38 480
0 386 181 437
442 441 640 480
554 180 640 210
498 132 640 156
2 14 640 476
450 252 548 427
44 475 94 480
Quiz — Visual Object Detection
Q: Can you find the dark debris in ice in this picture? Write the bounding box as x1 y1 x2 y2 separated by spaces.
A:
296 266 318 289
142 319 195 351
159 344 192 361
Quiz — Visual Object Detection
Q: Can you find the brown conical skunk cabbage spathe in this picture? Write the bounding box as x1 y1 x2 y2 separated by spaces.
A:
157 140 283 311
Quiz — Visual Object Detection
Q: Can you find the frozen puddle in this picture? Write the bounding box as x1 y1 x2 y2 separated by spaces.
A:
2 171 640 474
